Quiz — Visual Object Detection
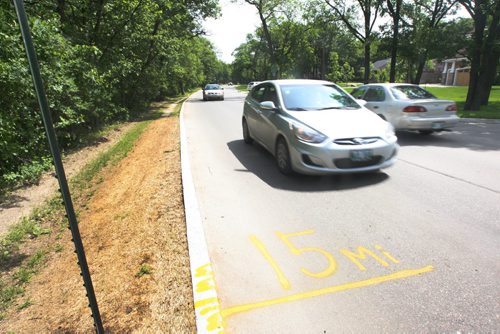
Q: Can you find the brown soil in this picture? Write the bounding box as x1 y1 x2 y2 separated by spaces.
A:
0 123 135 236
0 107 195 332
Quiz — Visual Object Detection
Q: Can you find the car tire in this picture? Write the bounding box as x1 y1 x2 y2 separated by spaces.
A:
418 130 434 135
221 97 225 101
242 118 253 144
203 96 207 101
275 137 293 175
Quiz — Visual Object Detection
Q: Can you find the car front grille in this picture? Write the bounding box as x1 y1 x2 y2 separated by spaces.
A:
334 156 383 169
333 137 380 145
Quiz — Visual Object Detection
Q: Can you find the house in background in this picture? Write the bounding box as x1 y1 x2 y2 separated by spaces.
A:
371 58 443 84
371 57 470 86
419 60 443 84
441 57 470 86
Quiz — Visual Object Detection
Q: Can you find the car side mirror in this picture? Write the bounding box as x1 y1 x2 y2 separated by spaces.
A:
260 101 278 111
356 99 367 106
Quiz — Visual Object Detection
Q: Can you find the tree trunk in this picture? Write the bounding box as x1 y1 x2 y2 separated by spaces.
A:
364 41 371 83
480 50 499 105
56 0 66 26
258 10 278 79
464 11 487 110
321 47 326 80
414 51 428 85
479 3 500 105
389 0 401 83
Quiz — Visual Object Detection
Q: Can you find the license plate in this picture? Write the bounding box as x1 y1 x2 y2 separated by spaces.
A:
350 149 373 162
432 122 444 129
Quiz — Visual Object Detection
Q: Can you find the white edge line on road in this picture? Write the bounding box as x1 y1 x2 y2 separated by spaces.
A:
180 96 225 333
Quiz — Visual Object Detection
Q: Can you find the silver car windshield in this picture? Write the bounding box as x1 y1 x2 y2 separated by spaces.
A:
205 84 221 90
279 84 360 111
391 85 436 100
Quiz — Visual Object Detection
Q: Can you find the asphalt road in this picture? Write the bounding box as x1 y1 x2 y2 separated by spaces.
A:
183 86 500 333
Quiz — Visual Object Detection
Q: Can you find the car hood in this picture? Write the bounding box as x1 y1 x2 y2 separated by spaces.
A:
288 108 389 139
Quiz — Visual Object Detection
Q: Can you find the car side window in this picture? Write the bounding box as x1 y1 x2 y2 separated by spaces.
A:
263 85 279 106
251 85 266 102
363 87 386 102
351 87 366 99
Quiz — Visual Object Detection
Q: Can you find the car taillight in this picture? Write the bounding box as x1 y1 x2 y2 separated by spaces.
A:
445 103 457 112
403 106 427 113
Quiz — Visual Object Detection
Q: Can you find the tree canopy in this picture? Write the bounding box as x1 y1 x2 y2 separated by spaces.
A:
0 0 228 191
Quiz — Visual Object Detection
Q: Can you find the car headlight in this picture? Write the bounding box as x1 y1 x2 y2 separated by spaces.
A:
291 123 327 143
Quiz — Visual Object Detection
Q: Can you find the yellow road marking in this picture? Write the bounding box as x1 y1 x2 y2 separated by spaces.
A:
221 265 434 318
250 235 291 290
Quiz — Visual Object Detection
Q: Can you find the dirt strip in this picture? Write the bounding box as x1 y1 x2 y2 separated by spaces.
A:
0 113 196 332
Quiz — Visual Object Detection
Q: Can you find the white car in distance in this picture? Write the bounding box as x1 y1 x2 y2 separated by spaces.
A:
351 83 459 134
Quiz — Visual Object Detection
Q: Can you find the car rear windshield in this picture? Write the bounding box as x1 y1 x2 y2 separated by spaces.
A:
279 84 360 111
391 85 436 100
205 84 221 90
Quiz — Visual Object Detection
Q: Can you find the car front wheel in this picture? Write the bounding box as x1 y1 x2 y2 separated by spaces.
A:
242 118 253 144
276 137 293 175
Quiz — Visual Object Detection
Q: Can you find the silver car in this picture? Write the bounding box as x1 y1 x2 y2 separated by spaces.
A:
203 84 224 101
351 83 459 134
247 81 260 90
242 80 399 175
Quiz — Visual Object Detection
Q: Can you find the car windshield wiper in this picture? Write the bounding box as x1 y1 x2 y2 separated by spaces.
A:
317 107 342 110
287 107 309 111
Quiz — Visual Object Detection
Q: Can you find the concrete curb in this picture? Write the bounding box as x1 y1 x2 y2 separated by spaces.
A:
460 118 500 124
180 97 225 333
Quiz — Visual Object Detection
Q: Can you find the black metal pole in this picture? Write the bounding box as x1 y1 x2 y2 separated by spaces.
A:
12 1 104 332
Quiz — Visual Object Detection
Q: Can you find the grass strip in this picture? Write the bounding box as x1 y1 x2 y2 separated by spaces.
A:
0 119 152 319
72 121 151 189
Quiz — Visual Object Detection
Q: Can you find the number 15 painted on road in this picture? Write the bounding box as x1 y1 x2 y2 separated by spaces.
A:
250 229 400 290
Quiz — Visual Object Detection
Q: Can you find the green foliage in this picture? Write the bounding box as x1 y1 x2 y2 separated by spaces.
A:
372 66 390 83
326 52 354 83
136 264 153 277
1 0 223 193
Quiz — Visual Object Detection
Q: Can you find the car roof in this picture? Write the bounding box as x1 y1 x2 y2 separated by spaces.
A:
356 83 419 88
258 79 335 86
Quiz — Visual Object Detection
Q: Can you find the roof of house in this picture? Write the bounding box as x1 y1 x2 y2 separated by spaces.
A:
373 58 391 70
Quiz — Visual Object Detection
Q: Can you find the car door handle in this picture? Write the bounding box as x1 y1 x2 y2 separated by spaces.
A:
373 106 379 109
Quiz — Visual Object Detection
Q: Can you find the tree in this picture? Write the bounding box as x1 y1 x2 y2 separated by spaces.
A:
1 0 222 191
326 52 354 82
409 0 459 84
241 0 286 78
459 0 500 110
325 0 383 83
384 0 403 82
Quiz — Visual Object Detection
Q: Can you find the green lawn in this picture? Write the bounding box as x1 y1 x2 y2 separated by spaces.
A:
235 84 248 92
424 86 500 119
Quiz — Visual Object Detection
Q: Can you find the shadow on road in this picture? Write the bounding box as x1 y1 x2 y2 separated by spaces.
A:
185 95 246 104
228 140 389 192
396 122 500 151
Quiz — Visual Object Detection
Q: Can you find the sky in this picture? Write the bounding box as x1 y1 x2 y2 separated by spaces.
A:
202 1 470 64
203 0 260 63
